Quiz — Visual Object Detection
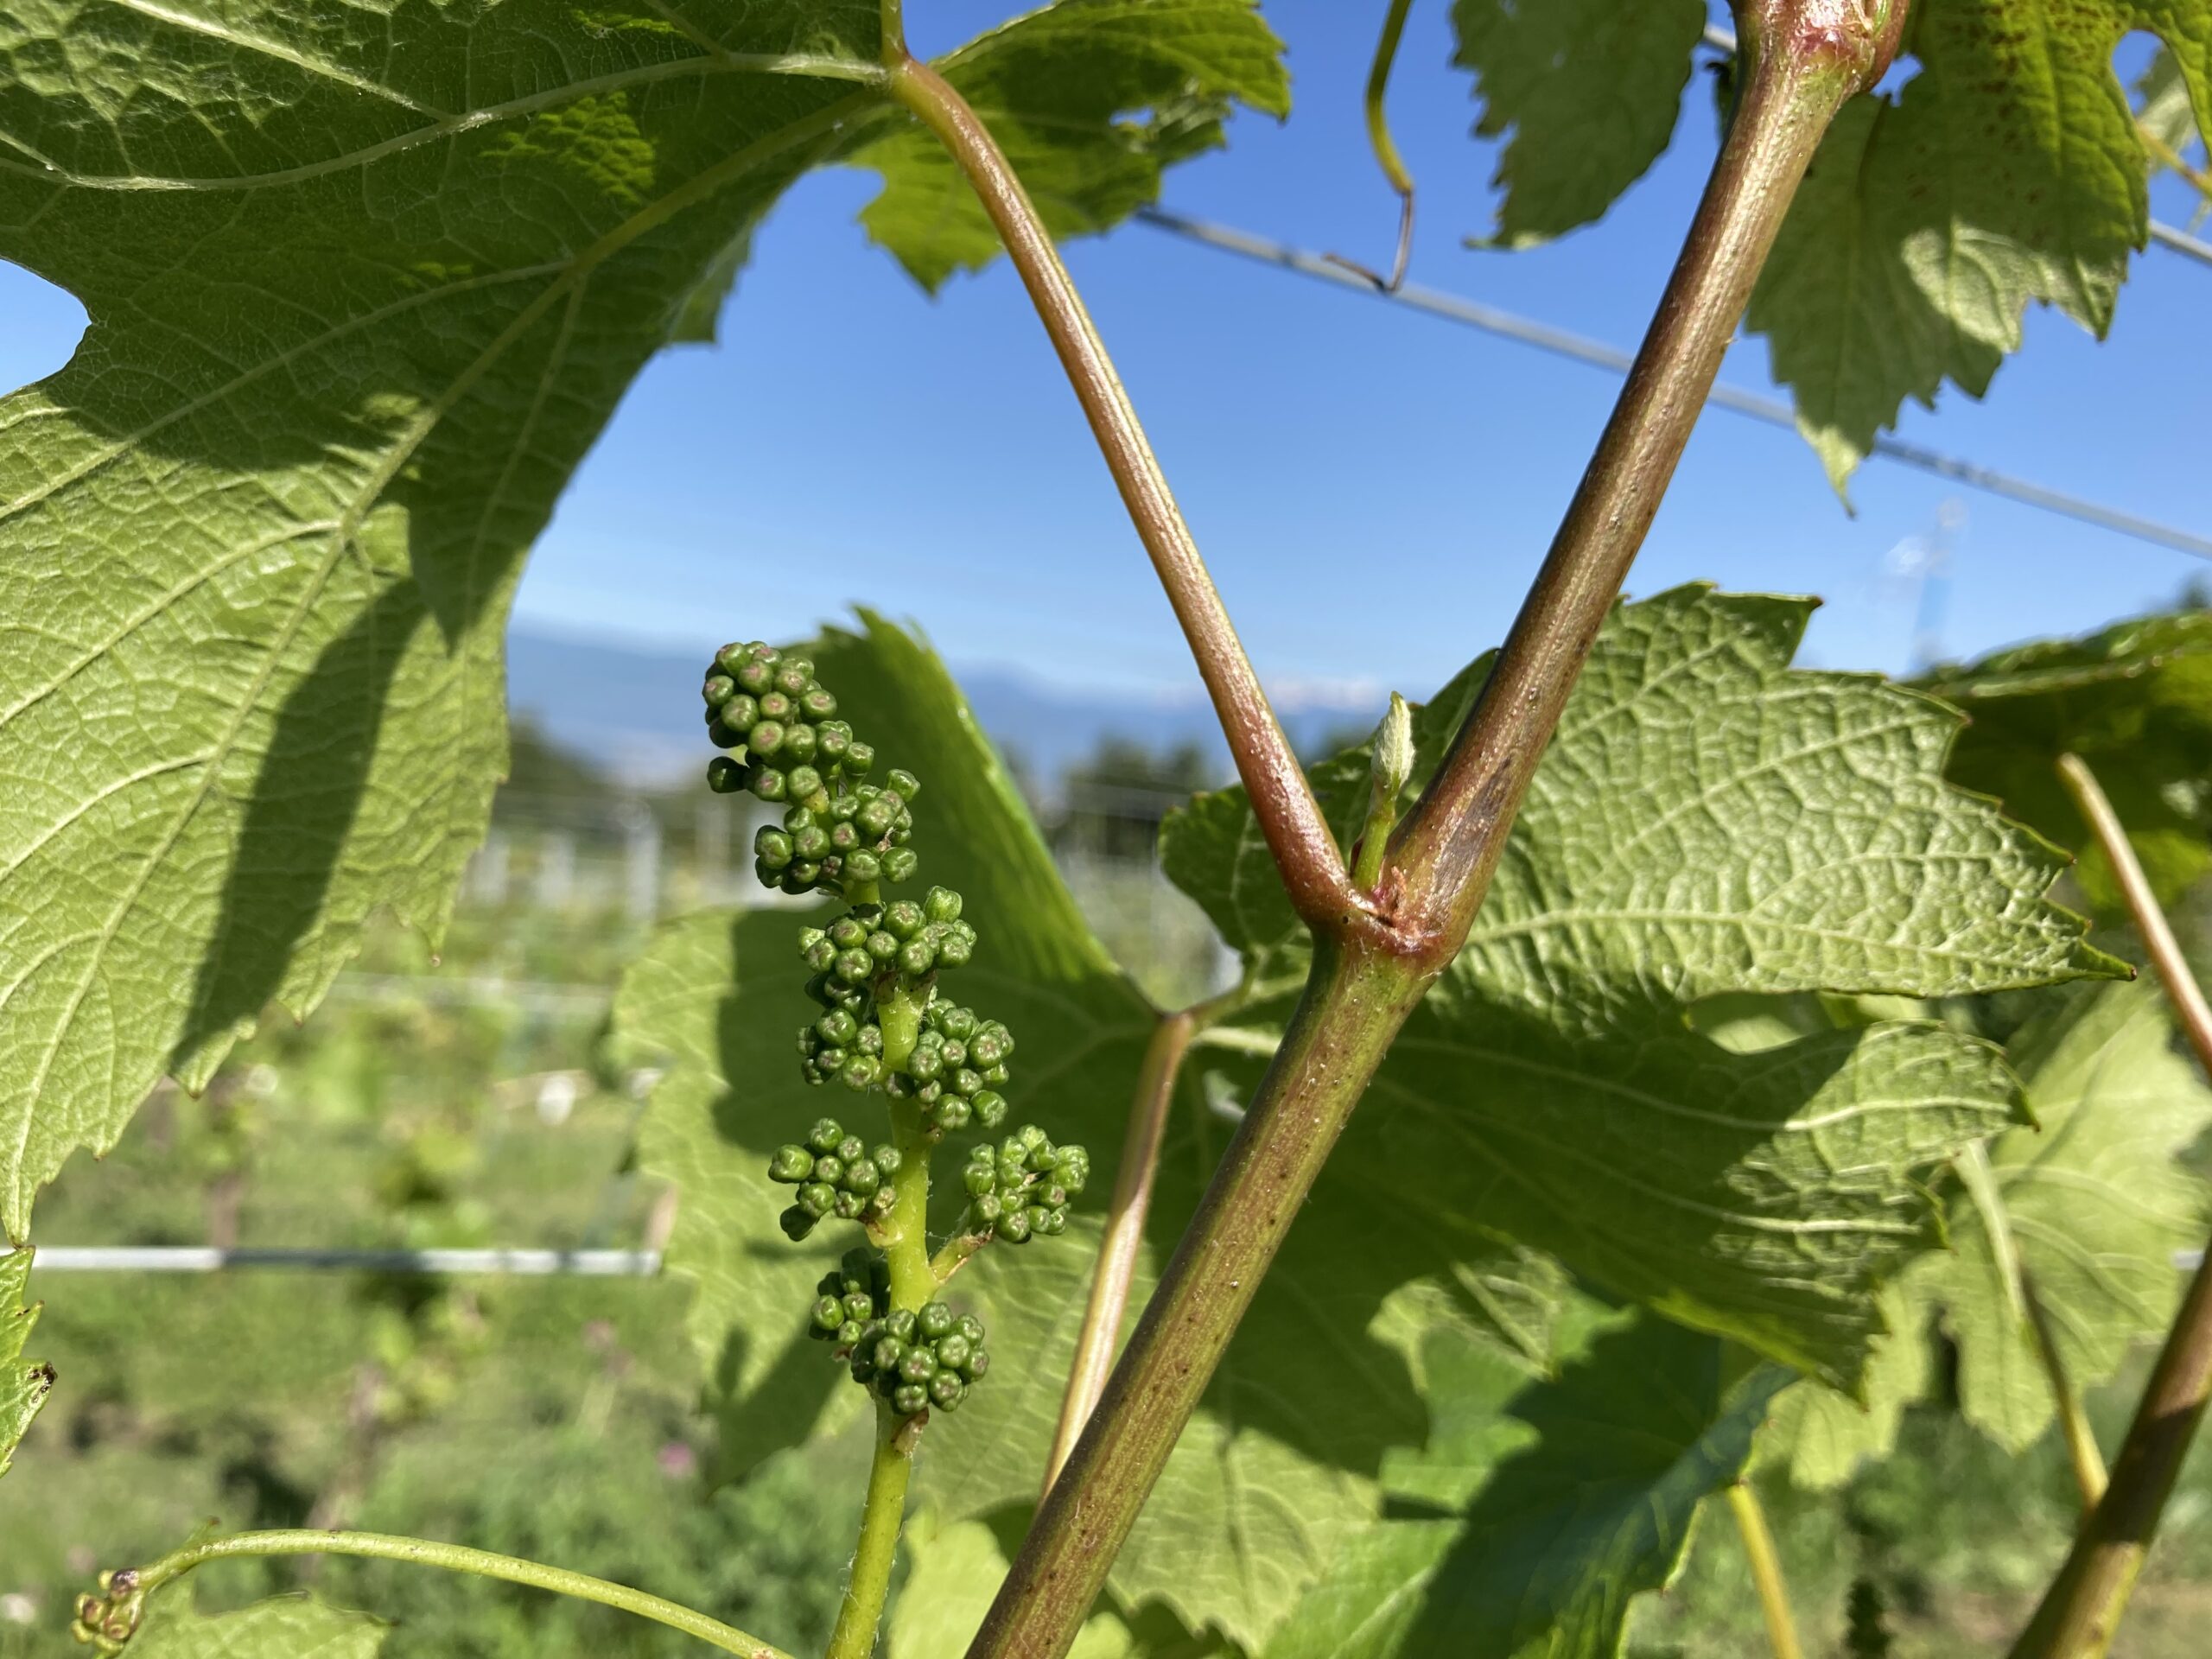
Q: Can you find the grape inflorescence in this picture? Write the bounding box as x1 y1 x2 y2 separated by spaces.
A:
699 635 1086 1423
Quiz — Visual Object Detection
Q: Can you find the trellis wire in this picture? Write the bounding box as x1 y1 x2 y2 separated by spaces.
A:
1135 208 2212 563
7 1247 661 1276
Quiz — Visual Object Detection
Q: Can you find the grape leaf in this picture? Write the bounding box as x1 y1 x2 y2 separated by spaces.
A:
856 0 1289 289
1918 607 2212 910
128 1591 386 1659
1756 1280 1930 1489
620 613 1430 1649
1776 980 2212 1478
0 0 1286 1243
0 1248 52 1481
1748 0 2212 488
1448 0 1707 248
1266 1300 1787 1659
1165 586 2115 1384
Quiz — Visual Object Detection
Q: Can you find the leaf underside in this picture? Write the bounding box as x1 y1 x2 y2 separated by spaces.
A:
0 0 1285 1242
1771 980 2212 1483
1448 0 1707 249
129 1589 387 1659
1750 0 2212 489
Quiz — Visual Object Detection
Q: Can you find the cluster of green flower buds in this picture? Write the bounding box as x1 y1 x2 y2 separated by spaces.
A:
700 642 922 895
887 995 1013 1133
796 887 987 1096
844 1300 990 1418
959 1125 1090 1244
768 1117 905 1242
807 1247 892 1348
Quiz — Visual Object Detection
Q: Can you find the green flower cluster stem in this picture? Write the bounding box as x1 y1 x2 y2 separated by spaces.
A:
824 992 932 1659
828 1419 918 1659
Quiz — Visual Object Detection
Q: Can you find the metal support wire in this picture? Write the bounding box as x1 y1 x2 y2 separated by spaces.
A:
1700 21 2212 270
1135 207 2212 563
8 1247 662 1275
2151 219 2212 264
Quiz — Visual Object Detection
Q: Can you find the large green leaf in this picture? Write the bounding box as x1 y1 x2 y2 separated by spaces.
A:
0 0 1285 1242
1166 586 2112 1385
857 0 1289 289
1918 607 2212 910
620 614 1431 1650
1448 0 1706 248
1772 980 2212 1481
1748 0 2212 488
1267 1300 1786 1659
126 1591 386 1659
0 1248 51 1481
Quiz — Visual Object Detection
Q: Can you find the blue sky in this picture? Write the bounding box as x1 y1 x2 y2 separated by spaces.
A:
3 3 2206 709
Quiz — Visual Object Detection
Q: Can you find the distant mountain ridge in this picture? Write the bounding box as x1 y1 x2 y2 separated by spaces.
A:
504 626 1382 790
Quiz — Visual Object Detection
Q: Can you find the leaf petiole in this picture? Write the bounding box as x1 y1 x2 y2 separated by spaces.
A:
1726 1481 1805 1659
880 54 1359 938
1044 975 1257 1491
